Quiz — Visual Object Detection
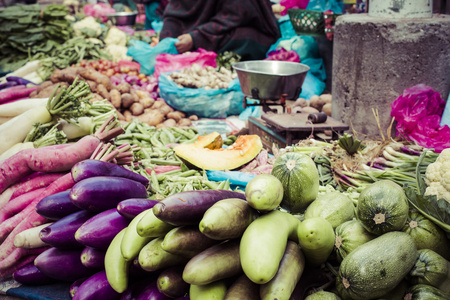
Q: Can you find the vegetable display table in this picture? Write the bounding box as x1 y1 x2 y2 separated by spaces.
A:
248 113 349 151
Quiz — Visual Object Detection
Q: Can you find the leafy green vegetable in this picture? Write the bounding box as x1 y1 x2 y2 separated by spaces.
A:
403 150 450 232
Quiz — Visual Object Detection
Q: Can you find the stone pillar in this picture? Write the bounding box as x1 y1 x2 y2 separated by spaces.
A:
331 13 450 137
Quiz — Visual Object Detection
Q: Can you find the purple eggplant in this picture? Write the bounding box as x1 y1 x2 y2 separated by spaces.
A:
13 262 58 285
39 210 95 249
121 277 157 300
72 159 149 187
117 198 159 219
152 190 246 226
75 208 130 250
35 247 97 282
35 190 82 220
137 280 171 300
73 270 122 300
0 81 18 90
70 176 148 212
70 277 88 298
6 76 37 86
157 265 189 298
81 247 106 269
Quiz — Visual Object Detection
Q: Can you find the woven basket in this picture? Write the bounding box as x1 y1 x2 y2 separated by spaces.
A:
288 9 339 37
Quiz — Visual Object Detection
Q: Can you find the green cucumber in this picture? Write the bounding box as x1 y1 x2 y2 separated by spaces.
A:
190 280 228 300
403 211 450 261
336 231 418 300
409 249 450 294
136 208 175 237
297 217 335 266
304 191 355 229
161 225 218 258
138 236 188 272
224 274 260 300
240 210 300 284
260 241 306 300
356 180 409 235
199 198 258 240
120 210 153 261
334 219 374 262
104 229 131 293
403 284 450 300
182 239 242 285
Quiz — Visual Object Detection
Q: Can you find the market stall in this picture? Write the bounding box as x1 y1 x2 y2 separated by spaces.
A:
0 0 449 299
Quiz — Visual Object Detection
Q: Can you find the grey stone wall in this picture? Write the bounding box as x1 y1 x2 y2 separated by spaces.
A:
331 13 450 138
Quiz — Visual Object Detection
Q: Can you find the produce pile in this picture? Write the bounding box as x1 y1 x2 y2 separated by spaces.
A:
0 3 449 299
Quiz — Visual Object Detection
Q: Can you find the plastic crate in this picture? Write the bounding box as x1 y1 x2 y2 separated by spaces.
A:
288 9 340 37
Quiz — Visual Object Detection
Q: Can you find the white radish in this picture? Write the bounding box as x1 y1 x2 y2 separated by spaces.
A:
0 105 52 155
13 222 52 249
0 98 48 123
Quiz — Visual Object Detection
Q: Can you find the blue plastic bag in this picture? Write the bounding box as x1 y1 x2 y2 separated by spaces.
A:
127 38 178 75
307 0 344 13
158 74 245 119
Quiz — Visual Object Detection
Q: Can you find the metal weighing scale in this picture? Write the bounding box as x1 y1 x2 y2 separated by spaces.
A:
233 60 350 149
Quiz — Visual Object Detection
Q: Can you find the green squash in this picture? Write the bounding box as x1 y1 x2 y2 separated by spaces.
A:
403 284 450 300
271 152 319 213
304 191 355 229
334 219 375 262
403 210 450 261
336 231 418 300
409 249 450 295
356 180 409 236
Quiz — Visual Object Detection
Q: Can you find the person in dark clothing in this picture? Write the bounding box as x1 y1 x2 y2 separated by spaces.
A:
159 0 281 60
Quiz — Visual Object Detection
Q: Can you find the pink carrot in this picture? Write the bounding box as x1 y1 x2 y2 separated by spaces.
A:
0 172 47 209
0 116 124 194
10 172 65 199
146 165 182 175
0 246 49 271
0 187 47 223
0 172 75 260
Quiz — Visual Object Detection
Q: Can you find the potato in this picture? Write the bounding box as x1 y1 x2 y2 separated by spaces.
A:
166 111 186 123
130 89 140 102
293 98 308 108
116 82 131 94
137 109 165 126
309 94 327 112
116 109 126 121
86 80 98 93
158 104 174 116
162 118 177 128
189 115 199 121
110 89 122 109
121 93 135 109
96 84 110 101
35 81 54 94
50 67 84 83
177 118 192 127
130 102 145 116
135 90 150 100
139 97 155 109
90 93 105 103
319 94 332 104
151 100 166 110
123 110 133 122
322 103 332 116
80 68 113 90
